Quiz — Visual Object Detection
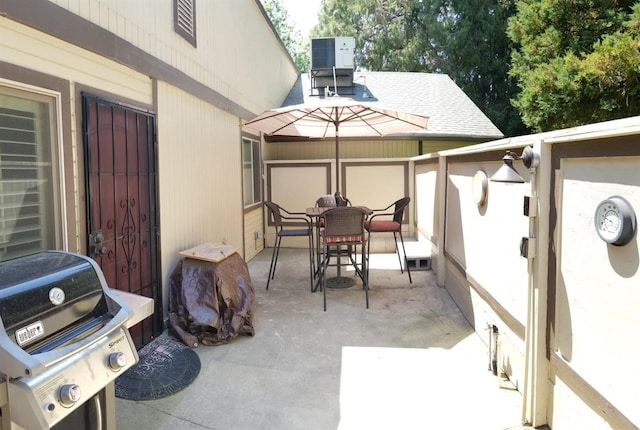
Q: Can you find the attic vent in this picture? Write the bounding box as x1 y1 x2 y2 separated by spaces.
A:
174 0 197 47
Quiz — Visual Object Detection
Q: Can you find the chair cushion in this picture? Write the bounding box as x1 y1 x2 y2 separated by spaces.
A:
279 228 311 237
324 234 363 244
365 220 400 232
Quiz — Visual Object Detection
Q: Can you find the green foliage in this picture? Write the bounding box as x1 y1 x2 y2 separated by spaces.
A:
315 0 447 72
445 0 527 136
315 0 527 136
261 0 310 72
508 1 640 131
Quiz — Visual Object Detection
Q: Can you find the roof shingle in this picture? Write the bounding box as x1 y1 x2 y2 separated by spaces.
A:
282 71 503 140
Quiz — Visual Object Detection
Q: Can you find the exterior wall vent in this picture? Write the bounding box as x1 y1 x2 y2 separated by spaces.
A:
174 0 197 47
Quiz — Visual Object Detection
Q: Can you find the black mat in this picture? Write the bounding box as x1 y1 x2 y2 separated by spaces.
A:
115 337 201 400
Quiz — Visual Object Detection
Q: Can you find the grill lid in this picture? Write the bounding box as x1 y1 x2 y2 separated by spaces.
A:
0 251 133 379
0 251 110 347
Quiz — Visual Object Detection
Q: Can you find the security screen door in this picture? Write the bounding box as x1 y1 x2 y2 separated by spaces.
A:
82 94 161 348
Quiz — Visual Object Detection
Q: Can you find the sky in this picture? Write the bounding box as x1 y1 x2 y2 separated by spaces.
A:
279 0 322 38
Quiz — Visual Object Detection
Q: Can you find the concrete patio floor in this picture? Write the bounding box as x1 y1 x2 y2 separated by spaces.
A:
115 247 531 430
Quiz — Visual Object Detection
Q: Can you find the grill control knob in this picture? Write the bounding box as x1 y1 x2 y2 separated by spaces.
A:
108 352 127 371
59 384 81 407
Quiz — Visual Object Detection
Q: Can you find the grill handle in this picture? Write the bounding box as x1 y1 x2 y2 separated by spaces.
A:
0 301 132 378
92 392 103 430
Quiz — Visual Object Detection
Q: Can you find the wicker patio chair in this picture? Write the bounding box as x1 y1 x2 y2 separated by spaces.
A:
264 201 315 292
319 206 368 311
316 194 337 208
364 197 412 284
334 191 352 207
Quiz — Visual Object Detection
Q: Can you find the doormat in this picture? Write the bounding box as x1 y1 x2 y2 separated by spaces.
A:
115 336 201 400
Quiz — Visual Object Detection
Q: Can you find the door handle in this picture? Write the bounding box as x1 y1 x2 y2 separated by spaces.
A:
90 230 108 257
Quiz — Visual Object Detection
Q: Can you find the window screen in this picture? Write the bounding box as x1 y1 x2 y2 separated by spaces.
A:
0 87 60 261
242 136 261 207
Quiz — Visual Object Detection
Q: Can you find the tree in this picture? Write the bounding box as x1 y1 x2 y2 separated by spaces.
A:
508 0 640 131
314 0 447 71
445 0 527 136
261 0 310 72
314 0 527 136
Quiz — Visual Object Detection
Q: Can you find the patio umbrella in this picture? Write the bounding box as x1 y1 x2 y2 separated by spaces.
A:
244 96 429 190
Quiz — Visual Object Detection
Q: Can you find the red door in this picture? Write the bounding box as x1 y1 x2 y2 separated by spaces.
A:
83 94 161 348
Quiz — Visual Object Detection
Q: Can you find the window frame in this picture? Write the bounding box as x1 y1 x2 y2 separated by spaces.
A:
242 134 262 210
0 79 66 261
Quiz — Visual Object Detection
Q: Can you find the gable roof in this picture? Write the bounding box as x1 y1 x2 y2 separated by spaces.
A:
282 71 504 140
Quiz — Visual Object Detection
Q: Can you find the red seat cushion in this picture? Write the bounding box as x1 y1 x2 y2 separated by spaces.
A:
365 220 400 232
323 234 363 244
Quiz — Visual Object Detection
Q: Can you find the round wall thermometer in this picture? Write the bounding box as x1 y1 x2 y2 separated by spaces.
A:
594 196 636 246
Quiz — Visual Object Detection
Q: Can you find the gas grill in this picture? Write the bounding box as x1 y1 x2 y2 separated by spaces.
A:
0 251 141 430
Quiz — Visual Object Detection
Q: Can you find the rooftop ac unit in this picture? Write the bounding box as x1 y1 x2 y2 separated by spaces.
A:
310 37 355 70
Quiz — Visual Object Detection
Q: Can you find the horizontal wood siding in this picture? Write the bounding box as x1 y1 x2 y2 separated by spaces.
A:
1 19 152 104
244 206 264 261
263 138 475 161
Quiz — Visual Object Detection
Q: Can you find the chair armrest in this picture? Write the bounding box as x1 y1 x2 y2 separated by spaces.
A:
277 210 312 227
280 207 307 216
367 211 395 222
368 202 395 213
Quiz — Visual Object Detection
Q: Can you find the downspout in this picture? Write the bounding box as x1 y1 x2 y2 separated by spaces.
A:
334 114 340 192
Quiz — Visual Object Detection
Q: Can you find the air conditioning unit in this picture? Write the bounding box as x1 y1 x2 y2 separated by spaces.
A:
310 37 355 91
310 37 355 70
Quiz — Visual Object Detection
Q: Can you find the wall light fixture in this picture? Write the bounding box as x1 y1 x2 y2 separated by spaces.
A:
490 146 539 183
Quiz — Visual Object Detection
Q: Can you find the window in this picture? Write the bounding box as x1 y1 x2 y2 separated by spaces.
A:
174 0 197 47
242 136 261 208
0 84 62 261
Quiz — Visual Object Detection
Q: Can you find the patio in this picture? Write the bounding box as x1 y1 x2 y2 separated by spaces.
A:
116 247 530 430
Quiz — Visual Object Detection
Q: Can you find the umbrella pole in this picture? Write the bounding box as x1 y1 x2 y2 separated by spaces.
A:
335 120 339 192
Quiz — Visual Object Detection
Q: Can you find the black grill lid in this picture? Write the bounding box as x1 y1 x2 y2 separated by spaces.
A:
0 251 109 347
0 251 132 379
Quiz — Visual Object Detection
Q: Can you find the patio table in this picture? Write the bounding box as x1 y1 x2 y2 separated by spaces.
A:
306 206 371 290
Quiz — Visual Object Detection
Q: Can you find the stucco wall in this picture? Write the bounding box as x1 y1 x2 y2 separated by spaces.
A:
550 149 640 429
262 159 412 253
419 118 640 429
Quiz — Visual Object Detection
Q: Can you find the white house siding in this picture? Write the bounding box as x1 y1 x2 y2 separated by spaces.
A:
2 0 299 330
0 19 152 104
244 206 264 261
263 138 475 161
49 0 297 116
0 18 153 252
156 81 244 286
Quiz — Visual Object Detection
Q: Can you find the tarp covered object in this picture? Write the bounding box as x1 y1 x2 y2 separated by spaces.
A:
169 253 255 346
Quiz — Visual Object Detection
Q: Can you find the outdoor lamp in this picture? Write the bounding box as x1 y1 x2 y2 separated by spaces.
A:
490 146 538 183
